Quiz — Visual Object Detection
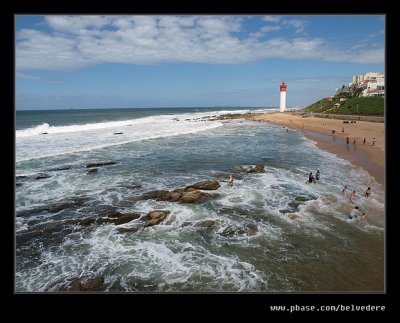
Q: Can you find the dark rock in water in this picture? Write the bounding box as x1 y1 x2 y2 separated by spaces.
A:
79 218 95 226
288 201 303 210
194 220 216 228
248 165 265 173
116 227 138 233
113 132 123 135
246 223 258 235
219 225 246 237
97 218 116 225
185 180 221 190
16 182 23 187
107 210 124 218
179 190 208 203
181 221 192 227
16 175 28 180
141 190 170 200
86 162 116 168
279 209 292 214
87 168 98 174
144 210 170 227
40 132 48 135
59 278 81 291
295 195 315 202
114 213 140 225
80 277 104 291
59 277 104 291
35 173 51 180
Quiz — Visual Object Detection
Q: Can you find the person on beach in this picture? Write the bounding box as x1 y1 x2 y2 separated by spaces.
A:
346 136 350 144
342 127 344 133
332 129 336 134
229 175 234 187
342 185 348 194
353 138 356 144
363 137 366 144
372 137 376 146
365 187 371 198
308 172 316 183
350 190 356 202
315 170 320 180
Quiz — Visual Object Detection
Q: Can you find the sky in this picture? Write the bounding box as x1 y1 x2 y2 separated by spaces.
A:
15 15 385 110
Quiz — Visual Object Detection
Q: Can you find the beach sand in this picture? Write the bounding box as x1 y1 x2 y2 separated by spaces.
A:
244 112 384 186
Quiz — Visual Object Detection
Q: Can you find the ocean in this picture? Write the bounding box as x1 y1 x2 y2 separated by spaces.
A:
15 107 385 292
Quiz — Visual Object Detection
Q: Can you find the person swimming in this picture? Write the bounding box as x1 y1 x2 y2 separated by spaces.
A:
229 174 234 187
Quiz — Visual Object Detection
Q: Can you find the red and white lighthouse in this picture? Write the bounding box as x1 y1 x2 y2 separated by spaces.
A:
279 81 287 112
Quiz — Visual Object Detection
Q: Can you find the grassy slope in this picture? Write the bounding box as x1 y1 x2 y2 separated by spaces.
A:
304 97 384 116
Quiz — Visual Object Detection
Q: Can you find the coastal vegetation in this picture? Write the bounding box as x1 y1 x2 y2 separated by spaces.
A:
304 96 384 116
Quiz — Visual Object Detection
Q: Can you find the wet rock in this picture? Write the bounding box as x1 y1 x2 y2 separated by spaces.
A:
80 277 104 291
144 210 170 227
97 218 116 225
248 165 265 173
59 278 81 291
181 222 192 227
179 190 207 203
246 223 258 235
116 227 138 233
194 220 216 228
107 210 125 218
141 190 170 200
87 168 98 174
295 195 314 202
113 132 123 135
185 180 220 190
46 165 72 171
86 162 116 168
114 213 140 225
35 173 51 180
59 277 104 291
79 218 95 226
219 225 246 237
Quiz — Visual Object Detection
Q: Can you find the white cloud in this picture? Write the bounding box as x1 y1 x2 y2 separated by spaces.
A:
16 15 384 71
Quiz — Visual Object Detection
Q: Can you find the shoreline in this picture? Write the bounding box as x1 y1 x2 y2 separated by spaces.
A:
241 112 384 186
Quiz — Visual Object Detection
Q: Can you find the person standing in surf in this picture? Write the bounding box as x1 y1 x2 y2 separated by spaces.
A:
315 170 320 181
229 174 234 187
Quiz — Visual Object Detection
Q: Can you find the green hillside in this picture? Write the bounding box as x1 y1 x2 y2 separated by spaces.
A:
304 96 384 116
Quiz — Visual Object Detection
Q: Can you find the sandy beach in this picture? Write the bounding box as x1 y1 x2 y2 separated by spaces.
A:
244 112 385 186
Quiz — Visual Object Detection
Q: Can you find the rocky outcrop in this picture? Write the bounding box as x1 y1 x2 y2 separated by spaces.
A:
140 180 220 204
185 180 221 190
59 276 104 291
194 220 216 228
144 210 170 227
219 223 258 237
116 227 138 233
248 165 265 173
96 218 116 225
114 213 140 225
79 218 95 226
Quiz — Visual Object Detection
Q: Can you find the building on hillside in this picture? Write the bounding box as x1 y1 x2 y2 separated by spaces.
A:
352 72 384 85
362 81 385 97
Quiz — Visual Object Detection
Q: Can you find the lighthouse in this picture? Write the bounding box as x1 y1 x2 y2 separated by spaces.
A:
279 81 287 112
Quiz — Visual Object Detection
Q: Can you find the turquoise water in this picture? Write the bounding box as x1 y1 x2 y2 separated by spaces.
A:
15 107 384 292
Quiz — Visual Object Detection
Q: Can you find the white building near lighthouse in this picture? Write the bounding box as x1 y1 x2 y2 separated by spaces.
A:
279 81 287 112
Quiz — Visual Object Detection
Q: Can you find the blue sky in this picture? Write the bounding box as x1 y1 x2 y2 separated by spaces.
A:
15 15 384 110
